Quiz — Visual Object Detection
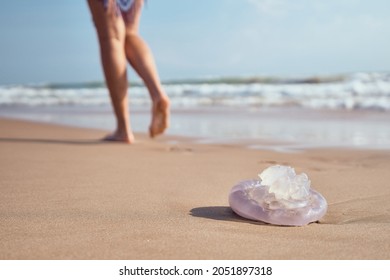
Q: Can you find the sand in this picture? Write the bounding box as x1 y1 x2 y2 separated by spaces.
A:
0 117 390 259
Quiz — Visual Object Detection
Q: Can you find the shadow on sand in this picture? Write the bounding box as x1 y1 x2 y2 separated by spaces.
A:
190 206 268 226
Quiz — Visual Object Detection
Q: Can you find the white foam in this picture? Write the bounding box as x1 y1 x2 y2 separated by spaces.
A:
1 72 390 110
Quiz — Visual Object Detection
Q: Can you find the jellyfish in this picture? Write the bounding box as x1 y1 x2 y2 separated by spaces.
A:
229 165 327 226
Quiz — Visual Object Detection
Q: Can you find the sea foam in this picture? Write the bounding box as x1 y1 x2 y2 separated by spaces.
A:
1 72 390 110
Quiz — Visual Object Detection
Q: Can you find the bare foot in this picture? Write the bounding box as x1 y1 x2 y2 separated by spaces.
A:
102 129 134 144
149 97 170 138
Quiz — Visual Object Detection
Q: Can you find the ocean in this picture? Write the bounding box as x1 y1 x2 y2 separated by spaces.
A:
1 72 390 151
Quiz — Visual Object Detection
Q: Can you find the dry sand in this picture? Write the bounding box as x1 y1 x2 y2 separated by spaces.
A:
0 118 389 259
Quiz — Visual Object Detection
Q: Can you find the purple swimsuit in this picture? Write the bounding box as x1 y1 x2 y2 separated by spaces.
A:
103 0 136 22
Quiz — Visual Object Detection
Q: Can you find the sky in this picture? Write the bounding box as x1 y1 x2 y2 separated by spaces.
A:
0 0 389 85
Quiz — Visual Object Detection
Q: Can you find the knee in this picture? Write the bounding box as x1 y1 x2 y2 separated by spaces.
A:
94 18 124 41
125 26 140 38
98 31 121 45
126 31 140 40
124 32 143 50
97 26 126 49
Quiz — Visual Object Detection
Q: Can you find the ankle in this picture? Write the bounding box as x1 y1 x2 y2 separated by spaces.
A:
152 94 170 106
117 128 134 142
115 123 131 135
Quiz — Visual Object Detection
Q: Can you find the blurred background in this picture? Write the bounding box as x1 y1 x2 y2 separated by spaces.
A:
1 0 390 150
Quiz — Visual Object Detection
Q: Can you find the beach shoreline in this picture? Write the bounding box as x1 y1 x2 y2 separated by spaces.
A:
2 105 390 152
1 117 390 259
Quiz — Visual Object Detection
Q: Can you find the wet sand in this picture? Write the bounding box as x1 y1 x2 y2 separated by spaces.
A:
1 117 389 259
2 106 390 151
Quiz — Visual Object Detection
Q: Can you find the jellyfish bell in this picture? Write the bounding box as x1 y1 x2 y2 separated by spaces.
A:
229 165 327 226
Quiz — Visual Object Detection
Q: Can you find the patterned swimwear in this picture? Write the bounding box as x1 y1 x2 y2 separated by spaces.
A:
102 0 137 23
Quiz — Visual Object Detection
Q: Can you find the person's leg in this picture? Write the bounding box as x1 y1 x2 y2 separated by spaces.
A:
123 0 170 138
88 0 134 143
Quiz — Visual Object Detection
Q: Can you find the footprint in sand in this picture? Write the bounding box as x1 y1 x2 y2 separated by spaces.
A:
167 146 193 154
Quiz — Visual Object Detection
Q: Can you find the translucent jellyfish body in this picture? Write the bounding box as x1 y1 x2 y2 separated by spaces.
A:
229 165 327 226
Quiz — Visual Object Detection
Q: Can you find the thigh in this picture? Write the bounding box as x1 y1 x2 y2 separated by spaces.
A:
122 0 144 35
87 0 126 42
